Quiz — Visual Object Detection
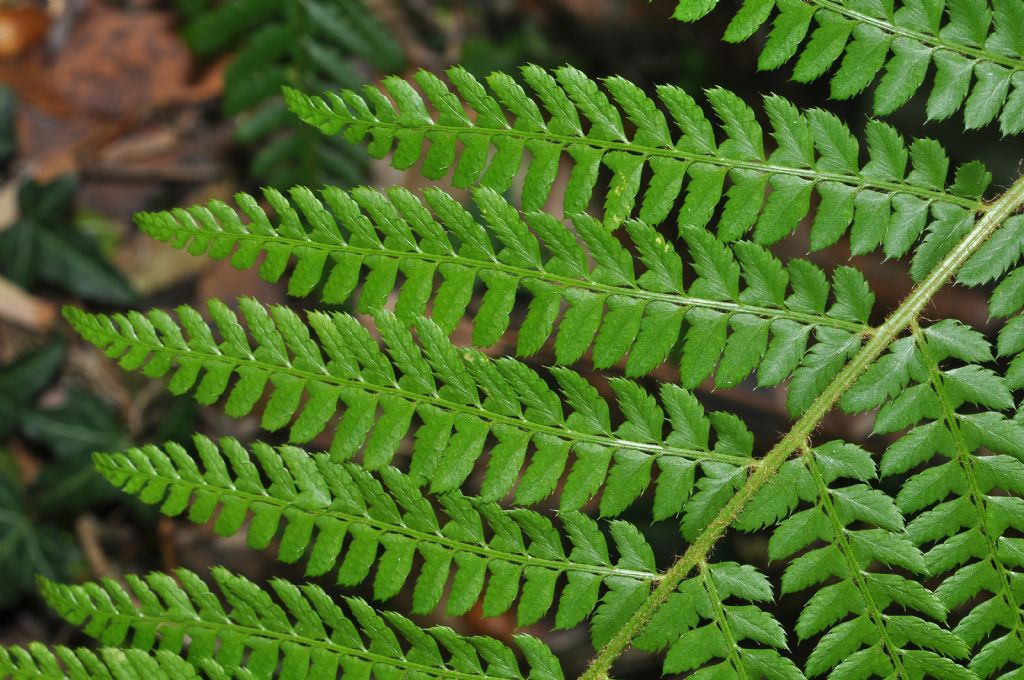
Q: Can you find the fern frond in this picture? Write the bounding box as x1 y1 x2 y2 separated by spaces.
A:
741 441 971 677
284 66 989 253
65 302 755 519
136 184 875 390
0 644 217 680
94 435 659 630
957 215 1024 319
674 0 1024 134
40 568 564 680
857 326 1024 677
181 0 403 187
43 3 1024 673
570 179 1024 680
634 562 802 678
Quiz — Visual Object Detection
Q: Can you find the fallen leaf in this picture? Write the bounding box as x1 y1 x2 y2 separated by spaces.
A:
0 6 48 60
0 177 18 231
0 273 57 332
46 3 216 118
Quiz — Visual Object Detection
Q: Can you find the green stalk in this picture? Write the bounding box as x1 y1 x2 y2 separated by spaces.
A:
579 171 1024 679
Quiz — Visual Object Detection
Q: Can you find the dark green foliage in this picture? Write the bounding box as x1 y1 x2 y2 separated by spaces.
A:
0 86 15 165
0 89 134 304
0 341 65 440
0 89 192 609
0 177 136 305
178 0 403 187
0 345 153 607
0 472 80 610
0 344 103 607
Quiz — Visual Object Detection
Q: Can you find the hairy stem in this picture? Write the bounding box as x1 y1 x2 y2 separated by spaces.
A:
579 171 1024 679
700 565 750 679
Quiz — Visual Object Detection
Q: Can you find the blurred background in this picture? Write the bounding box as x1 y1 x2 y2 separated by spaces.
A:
0 0 1019 676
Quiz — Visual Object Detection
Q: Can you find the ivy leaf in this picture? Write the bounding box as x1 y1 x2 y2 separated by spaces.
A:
0 474 80 608
21 388 128 459
0 179 137 305
0 341 65 438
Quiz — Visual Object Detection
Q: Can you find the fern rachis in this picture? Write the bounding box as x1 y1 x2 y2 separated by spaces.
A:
10 1 1024 679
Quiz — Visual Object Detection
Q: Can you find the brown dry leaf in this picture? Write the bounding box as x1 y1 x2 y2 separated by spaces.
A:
98 126 179 164
0 6 47 59
89 118 228 184
2 0 225 182
8 438 41 485
46 2 216 118
0 56 72 117
24 145 77 181
116 236 210 296
463 603 518 642
0 274 57 332
0 176 18 231
552 0 618 20
64 341 134 415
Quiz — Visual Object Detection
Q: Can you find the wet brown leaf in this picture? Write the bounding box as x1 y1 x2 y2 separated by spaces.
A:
0 6 47 59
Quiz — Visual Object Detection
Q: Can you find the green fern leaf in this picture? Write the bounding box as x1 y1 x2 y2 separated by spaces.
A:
44 2 1024 676
93 435 661 630
65 303 755 519
284 67 987 248
634 562 801 678
673 0 1024 133
733 441 973 676
0 644 225 680
41 568 563 680
859 327 1024 677
135 185 874 392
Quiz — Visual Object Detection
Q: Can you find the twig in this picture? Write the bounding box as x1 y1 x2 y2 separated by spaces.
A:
157 516 177 573
74 513 115 580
